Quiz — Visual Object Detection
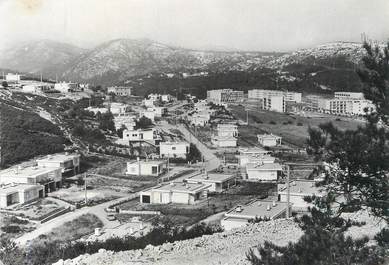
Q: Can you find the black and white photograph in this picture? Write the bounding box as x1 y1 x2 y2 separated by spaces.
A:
0 0 388 264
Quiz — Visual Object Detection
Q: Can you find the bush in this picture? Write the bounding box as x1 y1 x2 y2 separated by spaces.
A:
297 122 303 126
1 225 21 234
269 120 276 125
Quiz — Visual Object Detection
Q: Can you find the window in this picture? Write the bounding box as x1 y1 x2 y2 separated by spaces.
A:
152 166 158 174
172 147 176 150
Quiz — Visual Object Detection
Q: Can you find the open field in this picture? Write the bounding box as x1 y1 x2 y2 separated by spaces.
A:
230 105 363 148
117 182 276 226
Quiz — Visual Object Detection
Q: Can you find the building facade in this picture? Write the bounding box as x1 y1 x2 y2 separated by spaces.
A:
126 159 166 177
207 89 244 105
159 142 190 158
248 89 302 103
107 86 131 96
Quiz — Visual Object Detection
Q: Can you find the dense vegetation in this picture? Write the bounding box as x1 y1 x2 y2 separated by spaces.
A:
0 103 66 166
0 219 222 265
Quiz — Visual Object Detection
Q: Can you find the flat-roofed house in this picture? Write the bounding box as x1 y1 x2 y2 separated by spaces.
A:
216 124 238 137
185 172 236 192
126 159 166 177
159 141 190 158
245 162 282 181
106 103 130 115
122 128 160 145
238 147 273 167
107 86 131 96
36 153 80 175
0 184 45 208
211 136 238 148
140 182 209 205
257 134 282 147
0 166 62 194
278 180 325 210
221 200 290 230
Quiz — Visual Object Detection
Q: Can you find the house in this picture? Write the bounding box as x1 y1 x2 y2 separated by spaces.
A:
207 89 244 105
239 154 275 167
140 182 209 205
245 162 282 181
161 94 173 103
122 128 160 144
221 200 290 230
107 86 131 96
126 159 166 177
277 180 325 210
185 172 236 192
212 136 237 148
257 134 282 147
141 110 156 121
36 153 80 175
0 184 45 208
159 141 190 158
216 124 238 137
238 147 270 167
85 107 109 114
147 107 167 117
54 82 80 93
142 98 155 108
189 113 210 126
0 166 62 193
105 102 129 115
5 73 21 83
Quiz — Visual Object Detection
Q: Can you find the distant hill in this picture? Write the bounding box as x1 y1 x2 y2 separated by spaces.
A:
0 39 369 92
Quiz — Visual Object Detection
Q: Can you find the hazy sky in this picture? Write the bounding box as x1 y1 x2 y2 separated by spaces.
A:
0 0 388 51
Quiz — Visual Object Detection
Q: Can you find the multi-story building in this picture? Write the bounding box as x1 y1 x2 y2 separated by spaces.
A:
159 141 190 158
22 83 53 94
5 73 21 83
207 89 244 105
263 95 285 112
107 86 131 96
212 124 239 147
122 128 160 144
334 92 364 100
36 153 81 175
216 124 239 137
248 89 302 103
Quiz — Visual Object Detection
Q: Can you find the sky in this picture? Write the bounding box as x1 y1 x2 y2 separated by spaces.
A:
0 0 388 52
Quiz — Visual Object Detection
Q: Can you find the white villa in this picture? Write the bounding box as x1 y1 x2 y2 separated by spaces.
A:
185 172 236 192
221 200 290 230
140 182 209 205
121 128 160 144
36 153 81 175
257 134 282 147
126 159 166 177
0 184 45 208
245 162 282 181
159 142 190 158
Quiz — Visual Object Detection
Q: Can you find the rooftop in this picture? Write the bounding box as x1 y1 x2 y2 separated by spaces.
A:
160 141 189 146
36 153 80 163
187 172 235 183
225 200 289 219
127 159 166 165
278 180 325 197
257 133 282 139
213 135 237 141
0 166 59 178
238 147 268 154
153 182 208 193
246 163 282 171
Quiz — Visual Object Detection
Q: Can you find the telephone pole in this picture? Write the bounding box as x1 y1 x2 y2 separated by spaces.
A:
84 173 88 205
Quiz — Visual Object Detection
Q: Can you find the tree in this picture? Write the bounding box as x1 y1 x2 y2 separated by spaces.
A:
117 124 127 138
306 41 389 221
135 116 153 129
98 111 115 132
1 81 8 88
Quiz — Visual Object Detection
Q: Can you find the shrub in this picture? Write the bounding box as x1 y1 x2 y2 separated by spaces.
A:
269 120 276 125
297 122 303 126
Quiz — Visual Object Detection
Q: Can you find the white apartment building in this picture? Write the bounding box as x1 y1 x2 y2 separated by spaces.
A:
334 92 364 100
248 89 302 103
0 166 62 193
36 153 81 175
126 159 166 177
207 89 244 105
159 141 190 158
107 86 131 96
54 82 80 93
221 200 290 230
0 184 45 208
257 134 282 147
328 99 375 116
211 136 238 148
140 182 209 205
263 95 285 112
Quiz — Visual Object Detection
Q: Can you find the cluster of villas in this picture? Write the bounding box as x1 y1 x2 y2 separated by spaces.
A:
187 100 216 126
0 153 80 208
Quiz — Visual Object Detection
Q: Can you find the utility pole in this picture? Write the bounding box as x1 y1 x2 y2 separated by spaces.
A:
246 109 249 125
167 154 170 181
286 165 290 218
84 173 88 205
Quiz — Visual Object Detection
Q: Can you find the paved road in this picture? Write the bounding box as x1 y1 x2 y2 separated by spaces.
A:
14 195 139 246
